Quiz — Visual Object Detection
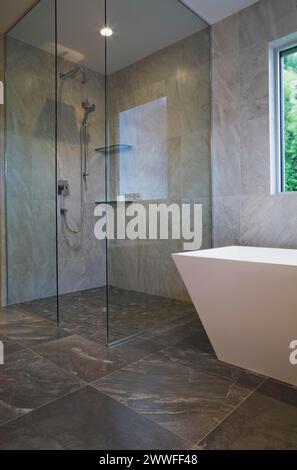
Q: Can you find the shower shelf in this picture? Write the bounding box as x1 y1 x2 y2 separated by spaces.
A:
96 144 132 153
95 200 134 206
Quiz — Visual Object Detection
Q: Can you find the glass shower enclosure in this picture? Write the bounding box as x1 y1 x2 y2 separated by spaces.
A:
5 0 211 345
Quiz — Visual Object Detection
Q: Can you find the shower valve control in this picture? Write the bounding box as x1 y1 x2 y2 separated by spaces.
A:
58 180 70 197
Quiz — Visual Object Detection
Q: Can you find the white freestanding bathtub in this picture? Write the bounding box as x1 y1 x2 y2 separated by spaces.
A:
173 246 297 386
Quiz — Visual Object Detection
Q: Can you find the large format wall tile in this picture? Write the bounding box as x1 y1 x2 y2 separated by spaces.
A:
57 56 106 296
212 14 240 130
5 27 211 306
213 197 241 247
212 0 297 249
5 38 106 303
212 124 241 197
239 43 269 123
108 29 211 301
241 194 297 248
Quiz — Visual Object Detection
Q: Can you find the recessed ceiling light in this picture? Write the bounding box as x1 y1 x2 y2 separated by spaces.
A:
100 27 113 37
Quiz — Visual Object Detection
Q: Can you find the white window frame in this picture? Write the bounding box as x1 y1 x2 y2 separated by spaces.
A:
269 35 297 194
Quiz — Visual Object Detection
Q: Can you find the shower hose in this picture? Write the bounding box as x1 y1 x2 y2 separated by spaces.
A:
61 125 87 235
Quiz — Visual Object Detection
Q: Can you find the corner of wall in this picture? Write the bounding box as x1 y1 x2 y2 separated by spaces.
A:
0 32 7 306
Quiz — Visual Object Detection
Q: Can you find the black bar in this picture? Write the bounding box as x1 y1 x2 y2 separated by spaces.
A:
0 450 296 466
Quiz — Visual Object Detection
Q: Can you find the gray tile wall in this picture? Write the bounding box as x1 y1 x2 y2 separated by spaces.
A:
107 29 212 301
57 57 106 295
5 36 57 304
212 0 297 248
5 37 106 303
3 27 212 305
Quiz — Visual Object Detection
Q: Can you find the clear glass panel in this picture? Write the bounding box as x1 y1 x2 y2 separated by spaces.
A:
106 0 211 344
56 0 107 342
6 0 58 321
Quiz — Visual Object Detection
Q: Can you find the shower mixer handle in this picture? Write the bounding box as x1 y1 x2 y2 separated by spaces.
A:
58 180 70 197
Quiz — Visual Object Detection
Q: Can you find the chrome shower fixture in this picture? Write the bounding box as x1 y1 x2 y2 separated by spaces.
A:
81 100 96 126
60 65 87 84
81 100 96 178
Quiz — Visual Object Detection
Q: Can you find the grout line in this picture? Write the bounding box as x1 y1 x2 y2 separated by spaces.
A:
195 377 267 447
25 344 90 387
1 313 268 449
1 342 90 389
88 348 164 385
88 330 214 386
89 383 194 448
88 348 231 447
0 330 29 350
128 361 267 448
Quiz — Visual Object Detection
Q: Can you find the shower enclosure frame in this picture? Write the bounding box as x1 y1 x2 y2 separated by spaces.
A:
4 0 211 346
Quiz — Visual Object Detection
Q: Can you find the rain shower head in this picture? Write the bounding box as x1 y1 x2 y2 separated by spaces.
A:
60 66 87 84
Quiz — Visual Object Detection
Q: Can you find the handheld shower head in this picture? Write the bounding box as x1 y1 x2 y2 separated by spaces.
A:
81 100 96 127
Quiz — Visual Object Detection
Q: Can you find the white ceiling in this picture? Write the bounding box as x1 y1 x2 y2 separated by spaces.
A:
183 0 259 24
5 0 260 74
0 0 261 34
9 0 206 74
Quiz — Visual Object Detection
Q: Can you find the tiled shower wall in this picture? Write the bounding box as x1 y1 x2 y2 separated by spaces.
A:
107 29 212 301
212 0 297 248
5 36 57 304
57 58 106 295
5 37 106 303
4 27 211 304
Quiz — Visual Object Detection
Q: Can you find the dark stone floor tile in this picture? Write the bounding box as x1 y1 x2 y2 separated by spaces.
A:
0 387 189 450
141 316 205 348
20 287 196 345
63 320 107 344
0 349 84 426
0 317 70 348
108 288 196 343
162 335 263 386
93 350 262 444
200 379 297 450
34 334 161 382
20 297 59 324
0 333 24 356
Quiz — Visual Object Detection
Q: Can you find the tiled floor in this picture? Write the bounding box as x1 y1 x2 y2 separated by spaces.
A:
20 287 196 343
0 299 297 449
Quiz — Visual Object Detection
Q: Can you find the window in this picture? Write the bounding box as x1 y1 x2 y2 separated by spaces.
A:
280 46 297 192
271 40 297 193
